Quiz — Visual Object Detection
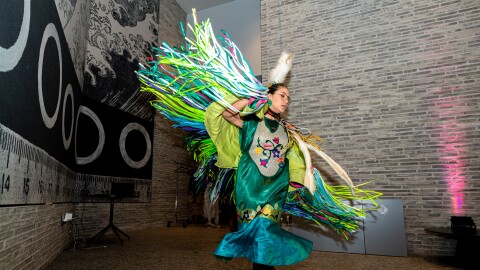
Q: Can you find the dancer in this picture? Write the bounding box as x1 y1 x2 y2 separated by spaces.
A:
210 82 312 268
137 9 381 269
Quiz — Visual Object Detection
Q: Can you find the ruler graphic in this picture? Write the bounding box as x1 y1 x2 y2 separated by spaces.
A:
0 124 151 205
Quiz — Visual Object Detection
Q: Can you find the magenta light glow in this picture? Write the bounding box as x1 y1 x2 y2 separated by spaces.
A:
429 88 468 216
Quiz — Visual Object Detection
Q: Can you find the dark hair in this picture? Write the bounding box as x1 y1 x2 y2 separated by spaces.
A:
267 83 288 94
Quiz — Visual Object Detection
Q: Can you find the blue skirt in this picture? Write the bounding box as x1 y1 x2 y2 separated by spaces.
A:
214 217 312 266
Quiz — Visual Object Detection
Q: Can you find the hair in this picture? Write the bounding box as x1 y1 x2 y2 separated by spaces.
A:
267 83 288 94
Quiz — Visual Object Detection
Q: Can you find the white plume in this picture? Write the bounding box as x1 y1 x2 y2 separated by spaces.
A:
268 51 292 85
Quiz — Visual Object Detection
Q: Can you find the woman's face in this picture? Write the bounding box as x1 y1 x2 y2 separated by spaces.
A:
268 86 290 114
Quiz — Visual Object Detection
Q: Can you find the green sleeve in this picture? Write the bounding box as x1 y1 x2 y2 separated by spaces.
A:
204 95 269 169
204 95 241 169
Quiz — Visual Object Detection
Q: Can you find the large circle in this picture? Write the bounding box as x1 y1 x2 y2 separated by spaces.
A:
119 122 152 169
62 84 74 150
38 23 62 129
0 0 30 72
75 106 105 165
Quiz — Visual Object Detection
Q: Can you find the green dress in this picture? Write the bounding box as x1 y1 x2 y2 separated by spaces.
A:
213 116 312 266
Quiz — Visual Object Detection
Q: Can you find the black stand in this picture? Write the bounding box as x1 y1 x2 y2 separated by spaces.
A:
90 195 130 245
425 227 479 268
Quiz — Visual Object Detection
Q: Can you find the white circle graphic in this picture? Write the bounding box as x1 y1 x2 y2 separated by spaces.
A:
62 84 74 150
0 0 31 72
75 106 105 165
119 122 152 169
38 23 62 129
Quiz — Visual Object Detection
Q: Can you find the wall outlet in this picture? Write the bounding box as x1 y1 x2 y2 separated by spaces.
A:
61 213 73 225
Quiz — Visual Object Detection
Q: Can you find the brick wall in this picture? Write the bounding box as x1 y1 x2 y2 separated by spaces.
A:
261 0 480 256
155 0 203 224
0 204 73 269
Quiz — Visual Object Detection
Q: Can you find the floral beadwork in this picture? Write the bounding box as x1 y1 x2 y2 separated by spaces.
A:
248 119 288 177
256 136 283 168
239 208 257 222
237 204 283 223
260 159 268 167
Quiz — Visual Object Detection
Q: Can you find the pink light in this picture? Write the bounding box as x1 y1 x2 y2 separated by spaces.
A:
428 88 468 216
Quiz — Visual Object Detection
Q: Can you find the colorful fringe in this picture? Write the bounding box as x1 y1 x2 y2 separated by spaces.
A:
284 168 382 239
191 156 235 202
136 10 261 201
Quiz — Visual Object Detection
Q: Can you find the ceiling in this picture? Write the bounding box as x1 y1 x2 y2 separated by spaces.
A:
175 0 236 14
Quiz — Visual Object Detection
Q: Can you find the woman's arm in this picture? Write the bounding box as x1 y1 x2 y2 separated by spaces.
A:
222 99 249 128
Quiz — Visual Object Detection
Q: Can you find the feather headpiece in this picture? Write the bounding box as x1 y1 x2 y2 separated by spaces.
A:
268 51 293 86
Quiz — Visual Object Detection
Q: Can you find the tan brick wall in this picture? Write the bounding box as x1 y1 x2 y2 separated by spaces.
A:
0 204 73 269
261 0 480 256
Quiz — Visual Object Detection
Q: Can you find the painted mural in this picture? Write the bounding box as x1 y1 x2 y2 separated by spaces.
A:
83 0 158 119
0 0 154 205
55 0 91 89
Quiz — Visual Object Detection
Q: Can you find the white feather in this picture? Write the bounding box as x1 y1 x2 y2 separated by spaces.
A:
268 51 293 85
292 132 356 195
305 144 356 194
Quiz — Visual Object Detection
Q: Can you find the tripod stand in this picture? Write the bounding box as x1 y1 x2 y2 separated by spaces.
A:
90 195 130 245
